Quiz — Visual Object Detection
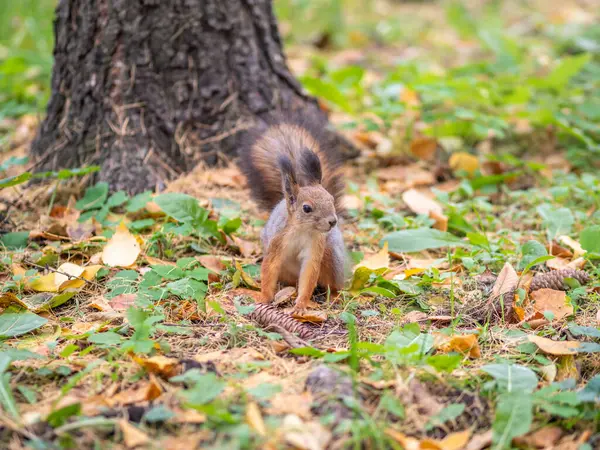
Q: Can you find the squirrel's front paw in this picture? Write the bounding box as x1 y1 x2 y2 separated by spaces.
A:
291 299 310 316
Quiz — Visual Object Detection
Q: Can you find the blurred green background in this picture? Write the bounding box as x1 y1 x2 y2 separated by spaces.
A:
1 0 599 166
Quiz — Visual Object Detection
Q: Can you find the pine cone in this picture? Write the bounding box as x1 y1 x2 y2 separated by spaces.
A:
249 304 316 340
530 269 590 292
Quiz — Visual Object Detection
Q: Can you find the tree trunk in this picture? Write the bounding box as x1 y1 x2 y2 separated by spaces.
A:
31 0 357 193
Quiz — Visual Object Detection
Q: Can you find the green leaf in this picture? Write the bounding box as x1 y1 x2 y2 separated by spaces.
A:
0 172 32 189
221 217 242 235
47 402 81 427
129 219 155 231
541 54 591 89
537 205 573 239
389 280 423 296
0 313 47 338
519 240 547 270
88 332 123 346
151 265 186 280
426 354 463 373
106 191 129 208
153 193 207 227
568 323 600 339
289 347 325 358
300 77 353 113
492 392 533 449
426 403 465 431
76 182 109 211
126 191 153 213
481 363 538 393
143 404 175 423
0 156 28 172
578 375 600 403
580 225 600 254
178 372 225 406
0 231 29 249
385 323 434 361
0 354 19 419
379 391 405 419
166 278 207 302
55 166 100 180
247 382 282 400
521 255 555 274
360 286 396 298
381 228 467 253
187 267 210 282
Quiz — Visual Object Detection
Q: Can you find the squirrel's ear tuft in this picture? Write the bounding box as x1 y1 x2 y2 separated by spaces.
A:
300 148 322 185
278 155 299 206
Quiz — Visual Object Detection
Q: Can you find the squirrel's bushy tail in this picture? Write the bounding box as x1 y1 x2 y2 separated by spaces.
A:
239 116 344 213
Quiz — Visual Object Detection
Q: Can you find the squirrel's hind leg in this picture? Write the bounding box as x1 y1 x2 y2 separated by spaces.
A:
260 238 285 303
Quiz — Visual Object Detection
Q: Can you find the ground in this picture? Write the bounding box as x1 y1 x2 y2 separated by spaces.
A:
1 0 600 449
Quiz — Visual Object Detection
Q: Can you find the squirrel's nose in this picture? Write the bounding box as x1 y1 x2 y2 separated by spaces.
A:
328 218 337 229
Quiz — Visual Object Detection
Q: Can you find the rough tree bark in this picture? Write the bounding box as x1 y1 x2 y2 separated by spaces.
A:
31 0 357 193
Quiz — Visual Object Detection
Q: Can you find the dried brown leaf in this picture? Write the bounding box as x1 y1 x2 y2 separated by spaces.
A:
197 255 225 273
281 414 331 450
531 288 573 322
435 333 481 358
109 293 137 311
134 355 179 379
528 335 580 355
119 420 150 449
409 137 437 160
491 262 518 299
290 309 327 324
558 235 586 259
267 392 313 419
232 236 259 258
273 286 296 306
515 426 563 448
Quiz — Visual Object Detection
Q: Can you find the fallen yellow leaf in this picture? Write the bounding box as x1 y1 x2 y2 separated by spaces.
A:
400 87 420 106
119 420 150 449
28 273 58 292
422 429 472 450
436 333 481 358
246 402 267 437
449 152 479 175
134 355 179 379
528 334 580 355
58 265 102 291
234 260 260 289
358 241 390 271
102 223 142 267
558 235 586 259
54 262 84 289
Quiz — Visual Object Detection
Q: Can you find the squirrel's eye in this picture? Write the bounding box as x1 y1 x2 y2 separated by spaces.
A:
302 204 313 213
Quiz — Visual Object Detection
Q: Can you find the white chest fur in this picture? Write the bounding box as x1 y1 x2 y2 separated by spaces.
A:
280 228 317 281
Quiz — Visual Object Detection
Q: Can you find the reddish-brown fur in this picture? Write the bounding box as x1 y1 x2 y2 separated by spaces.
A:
239 120 345 313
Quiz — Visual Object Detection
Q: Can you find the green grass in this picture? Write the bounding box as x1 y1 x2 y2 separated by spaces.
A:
1 3 600 447
0 0 55 120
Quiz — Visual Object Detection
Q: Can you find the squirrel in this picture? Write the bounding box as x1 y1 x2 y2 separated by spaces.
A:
240 118 347 313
